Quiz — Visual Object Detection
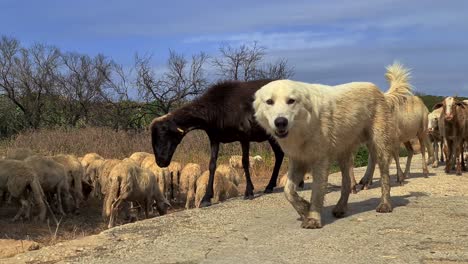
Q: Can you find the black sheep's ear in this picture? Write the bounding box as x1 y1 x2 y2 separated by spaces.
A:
169 121 185 135
432 103 443 110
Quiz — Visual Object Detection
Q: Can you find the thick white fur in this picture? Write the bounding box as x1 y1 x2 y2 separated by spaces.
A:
357 63 434 189
253 69 399 228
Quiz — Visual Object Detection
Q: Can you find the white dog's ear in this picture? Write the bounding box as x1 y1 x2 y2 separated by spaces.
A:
253 94 263 116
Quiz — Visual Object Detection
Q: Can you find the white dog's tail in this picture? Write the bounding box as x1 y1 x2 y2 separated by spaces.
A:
384 61 413 109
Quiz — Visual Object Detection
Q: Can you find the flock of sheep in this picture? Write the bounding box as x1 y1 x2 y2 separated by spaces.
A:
0 147 265 228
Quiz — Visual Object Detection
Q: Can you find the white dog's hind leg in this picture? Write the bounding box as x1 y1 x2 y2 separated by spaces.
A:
302 162 329 229
333 155 353 218
359 151 376 189
284 160 309 220
376 153 393 213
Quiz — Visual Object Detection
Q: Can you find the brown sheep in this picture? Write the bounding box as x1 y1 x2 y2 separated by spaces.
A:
94 159 121 199
215 164 242 186
179 163 202 209
104 159 170 228
128 152 153 166
24 155 73 215
51 154 84 211
168 161 182 200
229 155 263 178
195 170 239 208
5 148 35 160
140 156 172 201
80 153 104 171
0 160 47 221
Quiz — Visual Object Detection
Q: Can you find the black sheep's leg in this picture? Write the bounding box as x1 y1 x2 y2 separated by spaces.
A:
241 141 255 200
200 140 219 208
265 139 285 193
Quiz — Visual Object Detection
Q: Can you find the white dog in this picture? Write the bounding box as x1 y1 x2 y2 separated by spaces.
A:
253 63 409 229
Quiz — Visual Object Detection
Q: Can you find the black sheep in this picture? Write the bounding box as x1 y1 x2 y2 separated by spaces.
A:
150 79 284 207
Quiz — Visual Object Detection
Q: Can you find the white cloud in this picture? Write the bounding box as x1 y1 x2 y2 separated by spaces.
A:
185 31 361 51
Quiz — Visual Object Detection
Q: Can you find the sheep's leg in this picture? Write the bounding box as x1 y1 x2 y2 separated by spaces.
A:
143 199 150 219
445 139 454 173
200 140 219 208
241 141 255 199
12 196 30 222
302 163 329 229
456 142 463 176
264 139 284 193
402 141 414 179
418 135 430 178
432 139 439 168
440 138 445 162
284 160 309 221
185 189 194 209
56 187 66 216
461 141 466 171
333 155 352 217
108 198 123 228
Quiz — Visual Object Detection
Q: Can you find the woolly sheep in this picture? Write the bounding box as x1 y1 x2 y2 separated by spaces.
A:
195 170 239 208
229 155 263 169
104 158 170 228
216 164 242 186
0 160 47 221
51 154 85 211
179 163 202 209
128 152 152 166
24 155 73 215
5 148 35 160
80 153 104 170
168 161 182 200
93 159 121 199
140 156 172 201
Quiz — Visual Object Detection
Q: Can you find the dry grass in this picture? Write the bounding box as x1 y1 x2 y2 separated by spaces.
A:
0 127 288 253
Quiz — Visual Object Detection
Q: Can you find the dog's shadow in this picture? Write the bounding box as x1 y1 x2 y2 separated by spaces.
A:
321 193 423 225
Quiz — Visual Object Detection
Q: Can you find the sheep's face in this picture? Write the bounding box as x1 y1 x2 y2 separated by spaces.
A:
151 118 185 167
155 198 171 216
253 80 310 139
434 97 466 122
427 110 441 133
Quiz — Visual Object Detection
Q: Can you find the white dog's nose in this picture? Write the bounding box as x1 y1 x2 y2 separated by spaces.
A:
274 117 288 130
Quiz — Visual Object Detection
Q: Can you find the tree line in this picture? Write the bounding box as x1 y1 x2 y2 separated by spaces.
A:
0 36 294 138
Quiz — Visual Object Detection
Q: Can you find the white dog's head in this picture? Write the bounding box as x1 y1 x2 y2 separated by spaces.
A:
253 80 312 139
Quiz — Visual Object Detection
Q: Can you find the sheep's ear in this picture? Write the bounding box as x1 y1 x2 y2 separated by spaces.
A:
168 121 185 135
432 103 443 110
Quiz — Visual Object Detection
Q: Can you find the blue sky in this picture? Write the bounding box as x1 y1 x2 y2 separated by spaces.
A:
1 0 467 96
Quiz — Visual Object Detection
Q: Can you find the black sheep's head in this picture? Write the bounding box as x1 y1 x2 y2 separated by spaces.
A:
150 117 185 167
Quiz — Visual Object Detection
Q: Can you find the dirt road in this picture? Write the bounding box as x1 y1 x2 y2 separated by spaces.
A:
4 156 468 264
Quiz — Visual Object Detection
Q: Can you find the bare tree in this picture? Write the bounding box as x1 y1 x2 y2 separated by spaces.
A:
0 36 61 129
254 58 295 80
212 42 294 81
135 50 208 115
212 42 266 81
56 52 113 126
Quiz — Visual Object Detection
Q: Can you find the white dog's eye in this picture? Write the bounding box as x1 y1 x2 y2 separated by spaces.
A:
287 98 295 105
266 99 274 105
